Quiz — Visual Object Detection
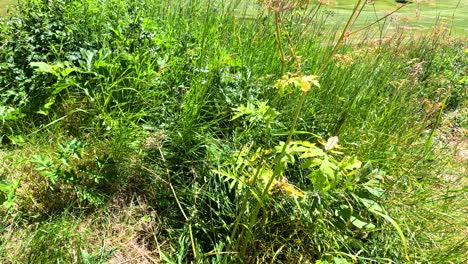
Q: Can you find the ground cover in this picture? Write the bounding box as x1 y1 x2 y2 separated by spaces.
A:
0 0 466 263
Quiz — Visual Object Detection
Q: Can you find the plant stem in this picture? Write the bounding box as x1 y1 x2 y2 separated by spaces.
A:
275 12 286 76
281 15 302 75
350 4 407 37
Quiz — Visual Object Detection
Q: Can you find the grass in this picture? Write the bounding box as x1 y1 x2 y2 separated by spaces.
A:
236 0 467 36
0 0 467 263
2 0 467 32
0 0 12 16
332 0 468 35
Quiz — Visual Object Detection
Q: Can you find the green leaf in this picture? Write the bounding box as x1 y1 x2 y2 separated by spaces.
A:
159 250 177 264
7 135 26 146
353 194 410 260
30 61 55 74
0 179 19 208
292 140 317 148
301 158 323 169
320 157 337 182
309 170 330 192
36 97 56 115
363 186 385 198
33 155 53 170
52 80 76 95
60 67 76 77
288 145 312 153
214 169 246 191
0 106 26 123
44 97 56 109
298 147 325 159
32 155 59 184
357 197 386 213
80 249 94 264
372 209 410 261
332 257 352 264
340 156 362 171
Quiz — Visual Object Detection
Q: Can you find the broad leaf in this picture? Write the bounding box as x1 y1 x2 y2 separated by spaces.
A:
350 215 376 230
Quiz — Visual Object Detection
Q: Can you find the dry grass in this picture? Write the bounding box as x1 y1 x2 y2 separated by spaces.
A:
84 197 163 264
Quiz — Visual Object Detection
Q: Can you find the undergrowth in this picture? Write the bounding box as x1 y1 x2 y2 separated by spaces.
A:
0 0 466 263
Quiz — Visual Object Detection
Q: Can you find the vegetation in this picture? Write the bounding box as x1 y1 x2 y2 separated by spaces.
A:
0 0 466 263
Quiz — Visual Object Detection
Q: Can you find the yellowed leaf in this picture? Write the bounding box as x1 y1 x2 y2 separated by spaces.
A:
301 77 311 92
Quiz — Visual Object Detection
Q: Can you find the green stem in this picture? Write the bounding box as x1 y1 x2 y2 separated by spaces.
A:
281 15 302 75
274 12 286 76
270 90 307 192
230 166 263 241
424 92 449 158
238 0 375 259
239 90 308 258
318 0 366 75
350 4 407 37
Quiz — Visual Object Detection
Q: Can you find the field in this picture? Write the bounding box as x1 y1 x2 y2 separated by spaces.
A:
1 0 467 33
233 0 468 35
0 0 12 16
0 0 467 263
331 0 467 35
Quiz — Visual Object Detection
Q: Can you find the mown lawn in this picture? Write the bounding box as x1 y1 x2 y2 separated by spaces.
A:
236 0 468 36
330 0 468 35
2 0 467 34
0 0 13 16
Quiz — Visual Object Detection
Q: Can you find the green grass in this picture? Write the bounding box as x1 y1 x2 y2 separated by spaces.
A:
236 0 468 36
330 0 468 35
0 0 13 16
0 0 466 263
2 0 467 33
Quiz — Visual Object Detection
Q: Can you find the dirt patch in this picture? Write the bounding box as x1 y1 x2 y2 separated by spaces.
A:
455 137 468 162
107 239 160 264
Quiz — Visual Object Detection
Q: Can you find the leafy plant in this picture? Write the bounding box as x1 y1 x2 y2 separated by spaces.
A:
31 139 106 205
0 179 19 209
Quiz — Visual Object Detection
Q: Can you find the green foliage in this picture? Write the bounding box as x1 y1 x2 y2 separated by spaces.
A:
19 215 83 263
0 178 18 208
421 42 467 111
0 0 466 263
215 135 408 261
31 138 107 205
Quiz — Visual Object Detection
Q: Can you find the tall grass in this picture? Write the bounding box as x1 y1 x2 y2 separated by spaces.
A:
0 0 466 263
